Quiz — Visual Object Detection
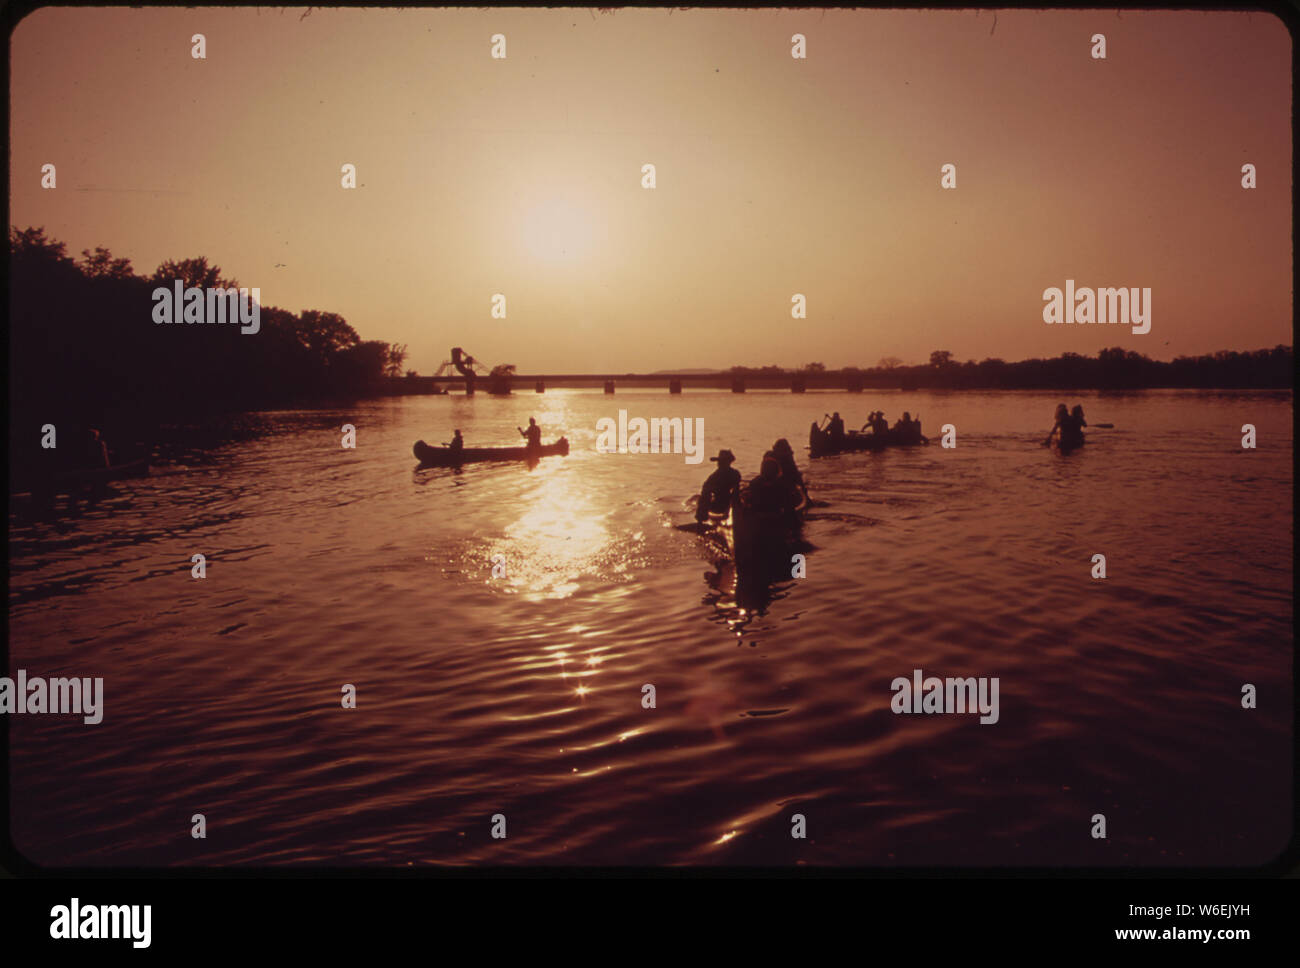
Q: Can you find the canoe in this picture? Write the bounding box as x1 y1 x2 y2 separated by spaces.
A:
733 505 802 587
808 422 927 458
1050 435 1085 454
413 436 570 467
716 485 805 580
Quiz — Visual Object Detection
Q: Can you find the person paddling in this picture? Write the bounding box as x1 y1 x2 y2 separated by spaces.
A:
696 449 740 523
828 412 846 447
518 417 542 450
445 429 464 456
745 451 800 522
1063 405 1087 448
1044 403 1069 446
771 438 810 506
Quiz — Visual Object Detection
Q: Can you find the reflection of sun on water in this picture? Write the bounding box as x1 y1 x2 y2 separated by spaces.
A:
489 452 655 600
492 470 609 600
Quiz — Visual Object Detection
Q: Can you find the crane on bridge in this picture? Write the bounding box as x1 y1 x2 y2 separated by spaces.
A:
433 347 514 395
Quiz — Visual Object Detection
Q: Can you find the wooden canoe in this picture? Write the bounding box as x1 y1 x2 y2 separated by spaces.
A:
413 437 570 467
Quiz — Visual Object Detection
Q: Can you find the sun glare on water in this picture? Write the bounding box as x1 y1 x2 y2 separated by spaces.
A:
502 470 610 600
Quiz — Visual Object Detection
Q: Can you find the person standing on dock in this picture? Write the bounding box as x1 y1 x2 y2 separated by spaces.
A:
518 417 542 450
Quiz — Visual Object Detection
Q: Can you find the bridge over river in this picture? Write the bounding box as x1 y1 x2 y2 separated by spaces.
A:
382 371 915 394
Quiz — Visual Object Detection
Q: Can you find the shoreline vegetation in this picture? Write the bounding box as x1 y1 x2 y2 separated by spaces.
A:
7 226 1293 487
721 347 1294 392
9 226 411 487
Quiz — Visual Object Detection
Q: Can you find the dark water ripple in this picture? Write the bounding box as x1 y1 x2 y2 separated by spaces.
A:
7 390 1292 866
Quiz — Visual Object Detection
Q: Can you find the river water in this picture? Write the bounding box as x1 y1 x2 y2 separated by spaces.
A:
6 389 1293 866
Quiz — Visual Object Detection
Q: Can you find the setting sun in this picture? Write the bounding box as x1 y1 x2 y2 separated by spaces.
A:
518 195 603 266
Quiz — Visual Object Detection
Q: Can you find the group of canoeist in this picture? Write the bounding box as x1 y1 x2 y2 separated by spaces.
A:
813 409 929 451
1044 404 1087 449
694 439 807 524
441 417 544 457
860 410 926 444
426 397 1089 479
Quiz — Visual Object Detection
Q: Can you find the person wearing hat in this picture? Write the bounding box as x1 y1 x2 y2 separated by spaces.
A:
695 449 741 522
771 437 810 506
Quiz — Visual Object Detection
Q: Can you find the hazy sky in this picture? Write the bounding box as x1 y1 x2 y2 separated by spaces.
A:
10 7 1292 373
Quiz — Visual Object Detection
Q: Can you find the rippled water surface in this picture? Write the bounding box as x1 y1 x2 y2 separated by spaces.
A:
7 389 1293 866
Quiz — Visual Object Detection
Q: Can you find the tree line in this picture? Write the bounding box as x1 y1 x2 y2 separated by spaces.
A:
10 225 407 422
732 345 1293 389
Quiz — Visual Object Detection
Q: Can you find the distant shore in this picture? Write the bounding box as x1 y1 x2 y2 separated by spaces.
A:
384 351 1295 396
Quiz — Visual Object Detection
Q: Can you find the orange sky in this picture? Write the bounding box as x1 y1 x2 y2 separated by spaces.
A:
9 7 1292 373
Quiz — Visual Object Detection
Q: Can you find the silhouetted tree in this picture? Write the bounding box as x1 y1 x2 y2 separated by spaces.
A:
385 343 408 378
8 226 412 488
334 340 390 388
79 247 134 279
151 256 235 290
292 310 360 363
10 226 73 263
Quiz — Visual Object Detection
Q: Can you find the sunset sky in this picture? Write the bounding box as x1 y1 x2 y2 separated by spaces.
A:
9 7 1291 374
